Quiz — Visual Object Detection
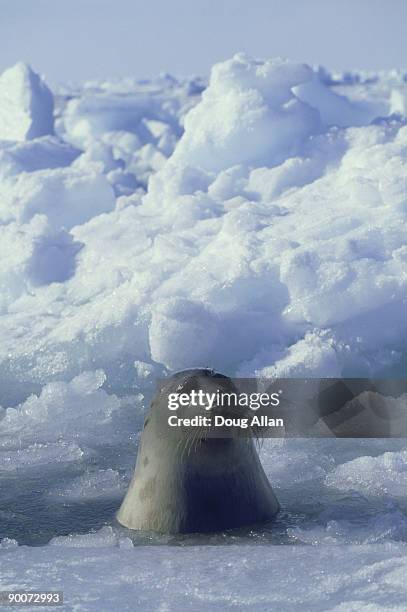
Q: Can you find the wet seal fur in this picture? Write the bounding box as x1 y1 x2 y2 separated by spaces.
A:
117 369 280 534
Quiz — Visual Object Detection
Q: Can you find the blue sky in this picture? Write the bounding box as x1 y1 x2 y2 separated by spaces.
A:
1 0 406 84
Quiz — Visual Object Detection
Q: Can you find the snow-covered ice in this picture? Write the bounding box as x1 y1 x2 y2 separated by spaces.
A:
1 55 407 609
1 56 407 388
3 540 407 611
0 63 54 141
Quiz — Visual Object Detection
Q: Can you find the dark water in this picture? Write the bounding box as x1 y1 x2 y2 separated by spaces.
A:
1 392 407 547
2 461 406 547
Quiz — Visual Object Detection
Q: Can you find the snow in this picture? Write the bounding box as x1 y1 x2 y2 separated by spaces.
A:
326 450 407 496
170 54 320 172
0 164 115 229
1 55 407 384
0 63 54 141
2 541 407 611
1 53 407 609
294 73 379 127
0 370 128 452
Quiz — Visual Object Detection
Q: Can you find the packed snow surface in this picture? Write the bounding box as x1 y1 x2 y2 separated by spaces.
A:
0 62 54 141
1 55 407 610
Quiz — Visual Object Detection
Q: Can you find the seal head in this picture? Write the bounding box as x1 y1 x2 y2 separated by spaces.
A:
117 369 280 533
